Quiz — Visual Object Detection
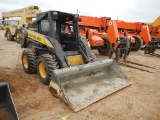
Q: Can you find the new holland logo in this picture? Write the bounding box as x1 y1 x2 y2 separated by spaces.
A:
28 33 41 41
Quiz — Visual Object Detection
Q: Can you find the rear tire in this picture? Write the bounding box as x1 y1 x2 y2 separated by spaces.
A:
6 29 14 41
131 36 143 51
97 37 111 56
16 30 20 43
115 48 121 61
22 49 37 74
37 54 59 85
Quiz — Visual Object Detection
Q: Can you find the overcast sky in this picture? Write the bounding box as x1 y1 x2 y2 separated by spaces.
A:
0 0 159 23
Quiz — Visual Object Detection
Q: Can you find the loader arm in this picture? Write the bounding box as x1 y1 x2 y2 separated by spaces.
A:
2 6 41 28
107 20 120 49
139 25 151 45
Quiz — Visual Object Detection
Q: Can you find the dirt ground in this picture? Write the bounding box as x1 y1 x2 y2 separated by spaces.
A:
0 30 160 120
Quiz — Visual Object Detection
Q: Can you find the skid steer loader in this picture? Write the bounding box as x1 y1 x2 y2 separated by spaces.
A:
0 82 18 120
20 11 132 112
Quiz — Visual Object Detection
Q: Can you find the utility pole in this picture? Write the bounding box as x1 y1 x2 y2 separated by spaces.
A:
77 9 78 14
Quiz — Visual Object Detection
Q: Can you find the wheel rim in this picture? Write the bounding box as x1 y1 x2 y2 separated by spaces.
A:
23 55 28 69
39 62 47 78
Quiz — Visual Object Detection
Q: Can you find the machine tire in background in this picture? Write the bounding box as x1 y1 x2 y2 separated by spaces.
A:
97 37 111 56
37 54 59 85
150 37 159 53
22 49 37 74
158 42 160 49
6 29 14 41
131 36 143 51
115 48 121 61
15 29 20 43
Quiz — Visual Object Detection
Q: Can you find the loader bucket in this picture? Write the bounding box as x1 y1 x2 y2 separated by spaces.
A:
0 82 18 120
49 59 132 112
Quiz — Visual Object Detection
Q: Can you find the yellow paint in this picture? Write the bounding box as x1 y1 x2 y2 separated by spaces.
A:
67 55 84 66
87 41 91 47
2 5 41 36
22 55 28 69
28 30 51 47
39 61 47 78
151 16 160 27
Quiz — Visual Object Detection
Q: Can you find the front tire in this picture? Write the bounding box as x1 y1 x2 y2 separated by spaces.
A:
16 30 20 43
97 37 111 56
22 49 37 73
6 29 14 41
131 36 143 51
37 54 59 85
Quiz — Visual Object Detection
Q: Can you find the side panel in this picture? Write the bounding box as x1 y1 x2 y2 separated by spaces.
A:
27 30 52 47
67 55 84 66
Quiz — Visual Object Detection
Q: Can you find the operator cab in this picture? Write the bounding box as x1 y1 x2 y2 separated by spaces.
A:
31 11 80 54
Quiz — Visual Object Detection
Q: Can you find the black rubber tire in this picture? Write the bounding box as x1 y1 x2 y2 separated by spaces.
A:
97 37 111 56
115 48 121 61
123 49 128 60
109 48 114 59
158 42 160 49
150 37 159 54
37 54 59 85
131 36 143 51
119 36 130 59
15 29 20 43
90 53 97 62
6 29 14 41
22 49 37 74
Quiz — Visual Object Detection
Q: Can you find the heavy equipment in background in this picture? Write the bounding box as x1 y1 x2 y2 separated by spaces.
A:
19 10 132 112
147 16 160 49
1 20 19 30
151 16 160 27
1 20 8 30
0 82 18 120
2 5 41 42
66 16 130 61
116 21 159 54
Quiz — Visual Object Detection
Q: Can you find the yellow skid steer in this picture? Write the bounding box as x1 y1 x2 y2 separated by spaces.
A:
20 11 132 112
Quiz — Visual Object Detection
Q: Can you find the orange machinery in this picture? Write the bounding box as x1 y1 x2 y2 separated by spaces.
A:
149 25 160 39
77 16 130 60
116 21 159 54
147 25 160 53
